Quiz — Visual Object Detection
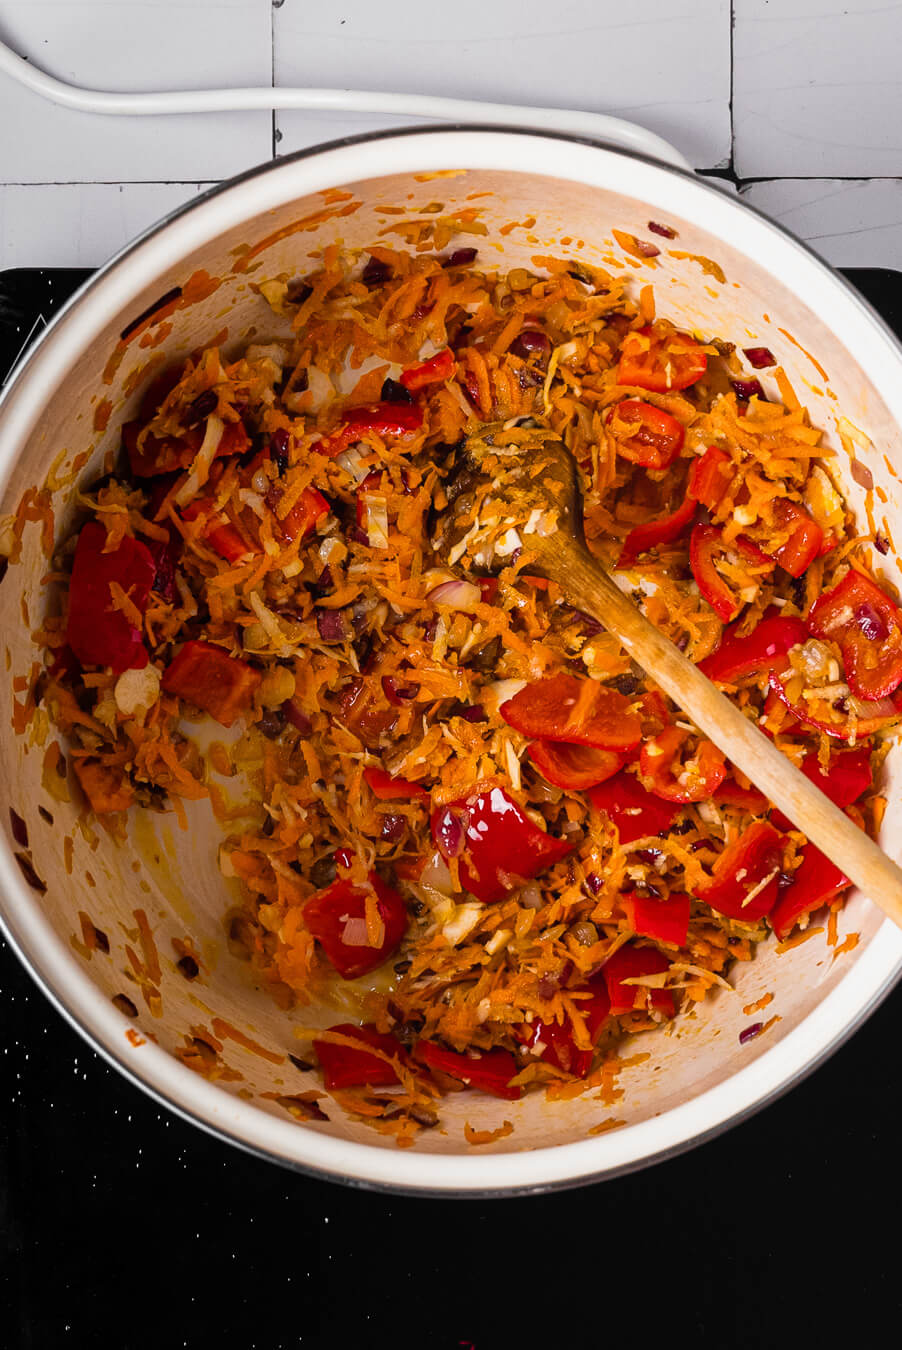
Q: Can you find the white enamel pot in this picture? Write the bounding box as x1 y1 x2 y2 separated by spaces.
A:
2 127 902 1196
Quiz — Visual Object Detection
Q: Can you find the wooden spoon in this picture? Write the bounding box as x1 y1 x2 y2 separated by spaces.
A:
433 423 902 931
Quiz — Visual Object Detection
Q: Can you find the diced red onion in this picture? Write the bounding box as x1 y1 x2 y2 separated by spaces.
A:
851 459 874 491
461 705 487 723
316 608 348 643
382 675 419 706
433 806 466 859
739 1022 762 1045
875 534 890 556
427 578 483 611
362 257 392 287
647 220 677 239
441 248 478 268
584 872 603 896
742 346 776 369
731 377 765 402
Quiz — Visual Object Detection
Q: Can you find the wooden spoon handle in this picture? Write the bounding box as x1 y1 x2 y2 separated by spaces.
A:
541 534 902 931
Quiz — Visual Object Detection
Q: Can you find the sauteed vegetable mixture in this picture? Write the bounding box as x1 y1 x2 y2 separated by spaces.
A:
32 242 899 1142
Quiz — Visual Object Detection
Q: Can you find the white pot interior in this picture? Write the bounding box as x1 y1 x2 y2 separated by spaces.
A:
2 131 902 1192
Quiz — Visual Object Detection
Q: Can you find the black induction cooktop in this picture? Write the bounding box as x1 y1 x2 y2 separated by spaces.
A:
2 267 901 1350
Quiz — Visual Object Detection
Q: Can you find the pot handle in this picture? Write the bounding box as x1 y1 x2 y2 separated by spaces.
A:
0 37 691 172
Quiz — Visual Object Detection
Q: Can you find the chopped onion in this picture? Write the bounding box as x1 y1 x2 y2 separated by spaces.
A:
427 578 482 611
341 916 371 947
420 850 453 894
361 493 389 549
481 678 527 717
441 902 484 946
334 444 372 483
519 883 543 910
238 488 267 519
174 415 225 506
316 608 348 644
114 664 161 717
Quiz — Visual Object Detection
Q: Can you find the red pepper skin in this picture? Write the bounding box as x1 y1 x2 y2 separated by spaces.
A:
618 490 696 567
640 725 727 803
277 486 330 544
698 821 786 921
181 500 260 564
587 770 681 844
769 845 851 940
66 522 155 673
161 639 261 727
500 673 642 752
808 567 902 701
527 740 624 791
313 1023 405 1089
690 523 774 622
623 891 691 948
400 347 455 392
768 670 902 741
766 499 823 577
363 766 429 801
317 401 423 458
417 1041 521 1099
124 418 248 478
431 786 571 903
303 873 408 980
699 613 808 685
617 325 707 393
770 749 872 831
689 445 733 510
521 976 610 1078
603 944 675 1017
606 398 685 470
477 576 499 603
713 778 769 812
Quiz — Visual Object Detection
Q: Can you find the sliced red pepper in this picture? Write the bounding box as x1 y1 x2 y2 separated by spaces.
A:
312 1023 406 1089
416 1041 521 1100
639 725 727 803
690 523 774 622
316 401 423 458
618 490 696 568
161 639 261 727
807 567 902 700
768 670 902 741
605 398 685 470
688 445 733 511
181 500 261 564
699 612 808 685
66 521 155 673
770 748 872 831
713 778 769 812
623 891 691 948
769 845 851 940
587 770 681 844
603 943 675 1017
617 325 707 393
698 821 786 921
431 786 571 903
527 740 624 791
363 766 429 802
276 486 330 544
124 418 248 479
500 673 642 752
763 499 823 578
477 576 499 603
400 347 455 392
302 873 408 980
520 975 610 1078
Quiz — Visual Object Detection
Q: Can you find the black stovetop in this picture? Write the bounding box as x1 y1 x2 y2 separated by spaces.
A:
2 267 901 1349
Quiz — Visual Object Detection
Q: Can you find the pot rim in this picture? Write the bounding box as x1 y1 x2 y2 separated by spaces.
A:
2 124 902 1196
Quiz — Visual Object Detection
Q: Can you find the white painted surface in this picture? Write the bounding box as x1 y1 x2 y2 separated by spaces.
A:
0 1 900 268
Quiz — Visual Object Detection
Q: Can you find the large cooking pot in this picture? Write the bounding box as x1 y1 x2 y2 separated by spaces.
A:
2 127 902 1195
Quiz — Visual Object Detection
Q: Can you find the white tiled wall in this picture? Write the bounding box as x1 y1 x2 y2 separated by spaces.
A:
0 0 900 270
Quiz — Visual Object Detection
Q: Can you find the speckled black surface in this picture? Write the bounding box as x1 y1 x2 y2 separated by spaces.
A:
2 268 902 1349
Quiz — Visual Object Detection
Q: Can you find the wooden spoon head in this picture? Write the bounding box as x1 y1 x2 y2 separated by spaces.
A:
432 421 586 573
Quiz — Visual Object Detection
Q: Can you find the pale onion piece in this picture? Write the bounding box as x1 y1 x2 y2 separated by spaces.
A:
218 844 238 879
340 916 372 947
114 664 161 717
493 527 522 558
427 578 482 611
447 518 483 567
697 799 722 830
482 678 527 718
282 557 304 579
732 504 757 526
804 464 844 530
334 443 371 483
174 415 225 507
485 927 512 956
503 738 522 792
476 997 493 1024
245 342 287 370
362 494 389 549
247 590 295 657
305 365 336 413
519 883 543 910
420 850 453 894
238 488 267 519
319 536 348 567
441 902 485 946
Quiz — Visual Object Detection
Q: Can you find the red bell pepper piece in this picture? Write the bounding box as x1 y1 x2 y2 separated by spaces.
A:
124 418 248 478
276 486 330 544
713 778 769 812
312 1023 406 1089
161 639 261 727
477 576 499 603
603 943 675 1017
416 1041 521 1099
769 845 851 940
767 670 902 741
698 821 786 921
527 740 624 791
807 567 902 700
770 748 872 831
743 346 776 369
699 612 808 685
639 725 727 803
765 499 823 578
587 770 681 844
500 673 642 752
623 891 691 948
617 325 707 393
302 872 408 979
431 786 571 903
689 445 733 510
690 523 774 622
316 401 423 458
618 490 696 568
520 975 610 1078
66 521 155 673
181 500 260 564
400 347 455 392
363 766 429 801
605 398 685 470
